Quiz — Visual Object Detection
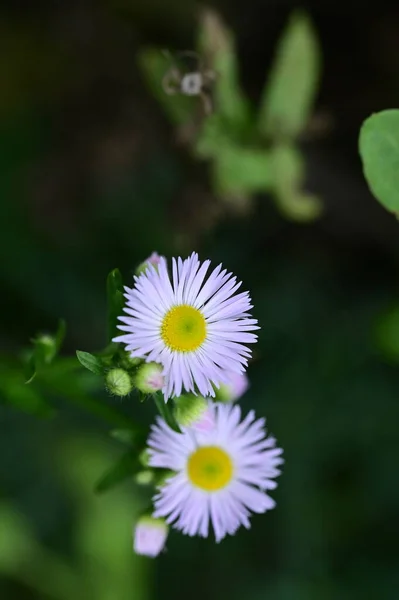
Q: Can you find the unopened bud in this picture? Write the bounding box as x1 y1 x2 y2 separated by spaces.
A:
105 368 133 397
135 470 154 486
133 516 168 557
37 334 54 348
173 393 209 428
135 362 164 394
135 252 162 275
215 371 249 403
33 334 57 364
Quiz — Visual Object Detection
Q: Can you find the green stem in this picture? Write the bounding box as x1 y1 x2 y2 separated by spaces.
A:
153 394 181 433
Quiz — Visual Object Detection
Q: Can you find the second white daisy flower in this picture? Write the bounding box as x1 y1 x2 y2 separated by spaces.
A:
113 252 259 399
147 402 283 542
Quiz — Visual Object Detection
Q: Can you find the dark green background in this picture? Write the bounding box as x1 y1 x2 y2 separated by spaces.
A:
1 1 399 598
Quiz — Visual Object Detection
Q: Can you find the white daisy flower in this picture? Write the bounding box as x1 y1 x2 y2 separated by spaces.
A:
147 402 283 542
113 252 259 400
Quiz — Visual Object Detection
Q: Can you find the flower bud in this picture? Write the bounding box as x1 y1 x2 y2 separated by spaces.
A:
32 334 57 364
134 470 154 486
135 252 162 275
173 393 209 428
105 368 133 397
37 334 55 349
134 362 164 394
133 516 168 557
190 405 215 432
215 372 249 403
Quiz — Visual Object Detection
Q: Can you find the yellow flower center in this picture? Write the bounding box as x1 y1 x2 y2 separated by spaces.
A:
161 305 207 352
187 446 234 491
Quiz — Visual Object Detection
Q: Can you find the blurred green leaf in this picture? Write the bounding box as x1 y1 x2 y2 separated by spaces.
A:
95 450 140 493
0 437 150 600
258 10 321 138
154 394 181 433
271 142 322 221
277 190 322 221
359 109 399 213
198 8 251 129
0 378 53 418
0 505 35 571
62 438 150 600
138 48 196 126
55 318 67 352
213 144 272 195
0 504 81 600
375 306 399 362
76 351 104 375
110 429 138 445
195 113 230 159
107 268 124 344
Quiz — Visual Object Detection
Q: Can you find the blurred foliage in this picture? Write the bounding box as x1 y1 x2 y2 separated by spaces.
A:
258 11 320 139
0 2 399 600
0 436 149 600
25 319 66 384
271 142 321 221
139 8 322 221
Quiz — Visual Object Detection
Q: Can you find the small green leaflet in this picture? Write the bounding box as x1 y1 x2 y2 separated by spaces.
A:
359 109 399 213
76 351 104 375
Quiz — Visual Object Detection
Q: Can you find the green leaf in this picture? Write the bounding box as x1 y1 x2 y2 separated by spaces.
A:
359 109 399 213
258 10 321 138
197 8 251 129
107 269 124 344
213 144 272 195
153 394 181 433
271 142 322 221
0 379 53 418
195 114 230 159
138 48 196 126
95 451 140 493
76 351 104 375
